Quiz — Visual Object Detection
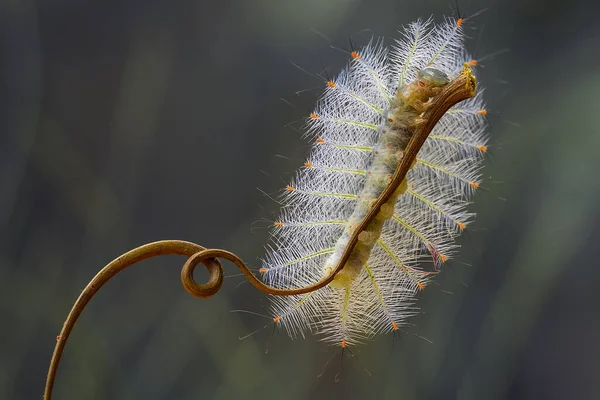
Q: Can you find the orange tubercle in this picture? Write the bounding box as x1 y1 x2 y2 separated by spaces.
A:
304 162 313 168
274 221 284 227
469 181 479 189
310 113 319 119
477 145 488 152
417 282 425 290
476 109 487 115
259 268 268 274
56 335 61 341
391 322 399 331
273 316 281 323
456 18 463 28
468 59 477 66
456 221 466 230
341 340 348 348
327 81 336 88
316 137 325 143
439 254 448 263
350 51 360 60
286 185 296 191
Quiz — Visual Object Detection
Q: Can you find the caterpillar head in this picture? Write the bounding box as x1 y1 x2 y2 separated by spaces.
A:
417 67 450 87
396 67 450 108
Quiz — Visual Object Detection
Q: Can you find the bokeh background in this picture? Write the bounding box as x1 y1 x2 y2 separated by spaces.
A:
2 0 600 399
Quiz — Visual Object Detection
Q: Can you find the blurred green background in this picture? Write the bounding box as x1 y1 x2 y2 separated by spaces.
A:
2 0 599 399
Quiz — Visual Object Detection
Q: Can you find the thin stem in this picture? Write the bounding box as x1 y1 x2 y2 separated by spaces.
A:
44 240 220 400
44 66 476 400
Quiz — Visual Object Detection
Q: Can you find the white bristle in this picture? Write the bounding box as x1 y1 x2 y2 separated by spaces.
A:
261 17 488 346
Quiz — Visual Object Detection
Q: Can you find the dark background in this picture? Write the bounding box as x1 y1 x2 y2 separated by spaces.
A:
2 0 600 399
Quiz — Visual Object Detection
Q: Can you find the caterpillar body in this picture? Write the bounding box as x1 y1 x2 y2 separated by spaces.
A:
260 17 488 347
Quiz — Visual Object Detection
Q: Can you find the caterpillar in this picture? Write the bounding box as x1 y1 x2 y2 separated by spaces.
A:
259 17 488 347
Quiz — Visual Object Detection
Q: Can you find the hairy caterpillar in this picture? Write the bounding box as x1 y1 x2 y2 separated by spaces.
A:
259 17 487 347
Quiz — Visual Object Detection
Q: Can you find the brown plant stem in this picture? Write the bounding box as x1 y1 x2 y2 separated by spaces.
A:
44 66 476 400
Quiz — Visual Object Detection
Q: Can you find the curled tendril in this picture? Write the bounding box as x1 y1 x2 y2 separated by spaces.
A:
44 67 476 400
